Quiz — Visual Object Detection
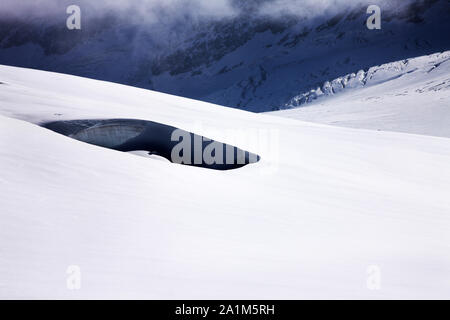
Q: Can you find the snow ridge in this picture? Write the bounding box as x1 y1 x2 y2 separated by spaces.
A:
284 51 450 109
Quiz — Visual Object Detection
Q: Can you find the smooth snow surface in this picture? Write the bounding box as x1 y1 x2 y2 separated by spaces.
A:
1 64 450 299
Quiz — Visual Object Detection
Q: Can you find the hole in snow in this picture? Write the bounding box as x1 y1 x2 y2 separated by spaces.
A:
43 118 260 171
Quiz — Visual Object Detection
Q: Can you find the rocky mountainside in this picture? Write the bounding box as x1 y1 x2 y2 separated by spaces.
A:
0 0 449 111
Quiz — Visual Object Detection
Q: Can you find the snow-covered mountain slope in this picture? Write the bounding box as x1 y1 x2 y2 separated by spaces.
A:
1 65 450 299
274 51 450 138
1 0 449 111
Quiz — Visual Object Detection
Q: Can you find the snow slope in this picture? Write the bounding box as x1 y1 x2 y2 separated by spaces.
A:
275 51 450 138
1 65 450 299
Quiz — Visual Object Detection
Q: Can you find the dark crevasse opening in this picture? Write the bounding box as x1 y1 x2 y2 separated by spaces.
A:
43 119 260 170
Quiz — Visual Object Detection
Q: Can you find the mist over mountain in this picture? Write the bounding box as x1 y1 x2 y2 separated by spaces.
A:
0 0 449 111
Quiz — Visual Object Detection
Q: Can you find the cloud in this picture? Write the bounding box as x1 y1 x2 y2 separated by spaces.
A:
255 0 406 19
0 0 238 22
0 0 420 28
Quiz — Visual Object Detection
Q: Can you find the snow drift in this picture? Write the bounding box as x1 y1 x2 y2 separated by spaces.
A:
0 64 450 299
